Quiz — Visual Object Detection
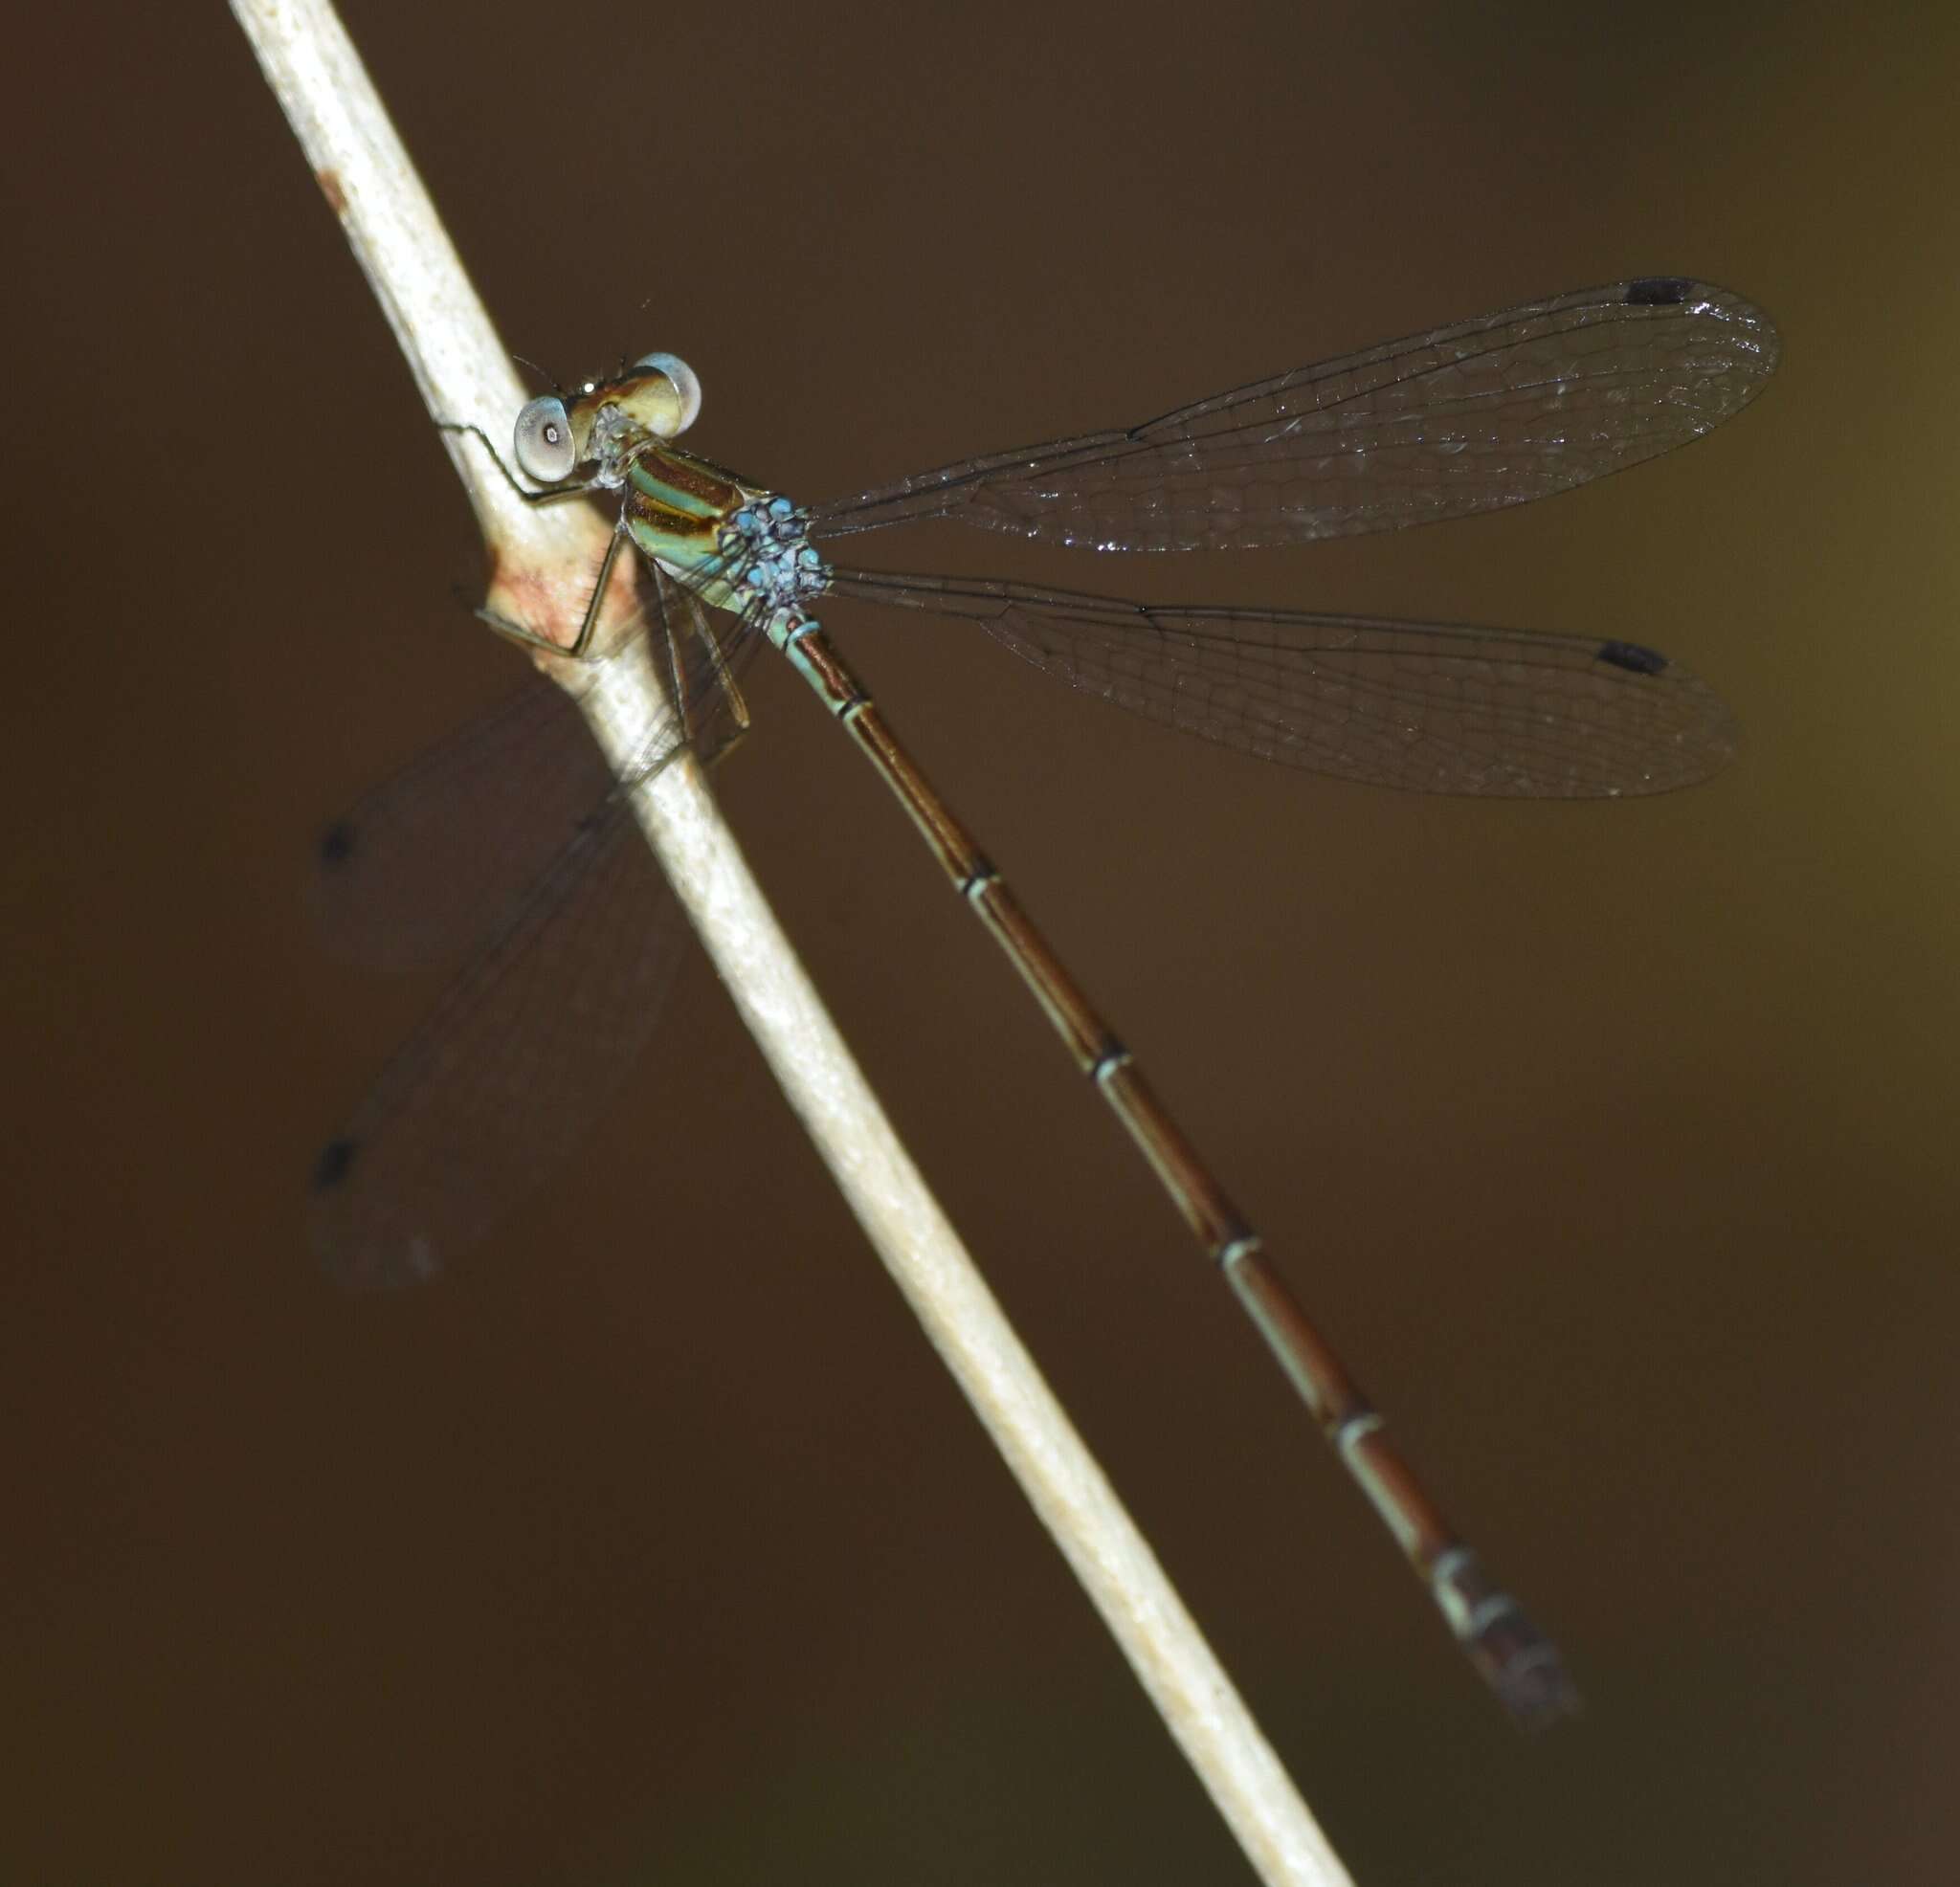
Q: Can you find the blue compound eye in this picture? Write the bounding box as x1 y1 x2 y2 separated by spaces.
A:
629 351 702 435
513 395 575 483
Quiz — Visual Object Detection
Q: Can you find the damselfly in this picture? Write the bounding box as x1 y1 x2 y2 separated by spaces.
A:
311 278 1778 1726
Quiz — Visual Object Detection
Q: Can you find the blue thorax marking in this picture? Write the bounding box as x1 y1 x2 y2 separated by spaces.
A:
720 495 832 646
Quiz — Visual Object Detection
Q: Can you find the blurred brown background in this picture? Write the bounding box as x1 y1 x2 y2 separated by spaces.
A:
5 2 1956 1881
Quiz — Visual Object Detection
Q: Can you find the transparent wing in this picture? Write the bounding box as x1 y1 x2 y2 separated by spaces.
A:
313 572 751 970
827 567 1735 797
307 569 759 1290
314 677 612 970
808 279 1778 550
309 796 691 1290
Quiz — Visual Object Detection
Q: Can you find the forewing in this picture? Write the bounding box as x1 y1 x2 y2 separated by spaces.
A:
809 279 1777 551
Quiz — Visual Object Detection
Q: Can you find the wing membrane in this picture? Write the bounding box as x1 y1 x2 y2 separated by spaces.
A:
828 567 1736 798
307 569 755 1288
310 798 690 1290
809 279 1777 551
313 678 611 970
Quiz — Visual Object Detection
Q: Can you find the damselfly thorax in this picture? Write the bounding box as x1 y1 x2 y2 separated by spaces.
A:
502 357 829 640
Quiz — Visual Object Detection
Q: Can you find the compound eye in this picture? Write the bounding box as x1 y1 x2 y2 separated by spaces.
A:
631 351 702 435
513 394 576 483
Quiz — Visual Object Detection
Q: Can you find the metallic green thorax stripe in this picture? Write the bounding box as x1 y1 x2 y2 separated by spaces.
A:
622 443 770 613
625 450 734 521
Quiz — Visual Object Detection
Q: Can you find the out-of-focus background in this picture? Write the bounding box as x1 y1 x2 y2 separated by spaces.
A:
6 3 1955 1881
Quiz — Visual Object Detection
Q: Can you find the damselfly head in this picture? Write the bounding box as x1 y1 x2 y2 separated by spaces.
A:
512 353 703 487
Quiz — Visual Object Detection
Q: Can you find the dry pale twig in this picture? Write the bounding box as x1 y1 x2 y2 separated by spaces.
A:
227 4 1355 1879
